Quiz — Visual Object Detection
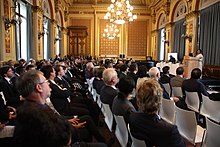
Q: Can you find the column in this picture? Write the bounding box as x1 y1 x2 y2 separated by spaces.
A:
185 11 199 55
50 19 56 59
32 6 43 60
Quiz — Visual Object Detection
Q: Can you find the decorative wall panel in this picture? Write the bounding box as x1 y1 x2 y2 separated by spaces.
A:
127 21 147 56
69 19 91 55
99 19 119 56
4 0 10 53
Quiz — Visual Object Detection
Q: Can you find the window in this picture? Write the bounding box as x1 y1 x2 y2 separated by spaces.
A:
55 26 61 56
43 18 49 59
159 28 165 61
15 1 27 60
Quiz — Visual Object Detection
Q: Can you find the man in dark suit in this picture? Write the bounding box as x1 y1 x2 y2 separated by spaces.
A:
129 79 185 147
15 70 107 146
182 68 209 102
0 65 20 108
159 66 174 84
100 68 118 109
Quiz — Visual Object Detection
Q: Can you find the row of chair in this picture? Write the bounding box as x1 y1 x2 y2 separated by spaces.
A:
159 98 220 147
88 83 147 147
162 83 220 123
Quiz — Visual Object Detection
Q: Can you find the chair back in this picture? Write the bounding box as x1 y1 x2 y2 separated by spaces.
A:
200 94 220 123
102 103 113 132
159 98 175 124
162 83 171 96
127 124 147 147
172 87 183 97
203 118 220 147
185 91 200 112
96 94 102 109
175 105 205 144
114 115 128 147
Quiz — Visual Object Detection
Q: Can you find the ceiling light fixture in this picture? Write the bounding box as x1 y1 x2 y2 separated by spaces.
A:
104 0 137 25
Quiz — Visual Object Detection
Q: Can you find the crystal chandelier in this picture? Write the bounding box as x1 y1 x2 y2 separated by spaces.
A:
102 23 120 39
104 0 137 25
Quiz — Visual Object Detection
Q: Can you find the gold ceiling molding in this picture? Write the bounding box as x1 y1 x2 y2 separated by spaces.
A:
67 0 150 6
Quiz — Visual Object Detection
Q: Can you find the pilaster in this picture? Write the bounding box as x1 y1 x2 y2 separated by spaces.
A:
50 19 57 58
32 5 43 60
185 11 199 55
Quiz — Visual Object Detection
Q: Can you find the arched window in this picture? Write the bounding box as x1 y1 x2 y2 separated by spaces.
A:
158 13 166 61
43 17 49 59
14 1 33 61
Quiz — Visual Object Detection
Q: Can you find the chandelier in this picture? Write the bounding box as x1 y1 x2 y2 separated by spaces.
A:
104 0 137 25
102 23 120 39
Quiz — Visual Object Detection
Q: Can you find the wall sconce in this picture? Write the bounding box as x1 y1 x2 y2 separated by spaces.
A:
38 27 49 39
181 34 192 42
164 40 169 46
38 31 45 39
3 15 21 32
54 37 62 43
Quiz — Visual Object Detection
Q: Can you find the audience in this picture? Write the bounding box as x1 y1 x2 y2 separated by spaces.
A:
129 79 185 147
14 70 107 147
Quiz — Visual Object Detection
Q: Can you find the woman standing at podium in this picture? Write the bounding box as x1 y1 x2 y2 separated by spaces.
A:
195 49 204 60
195 49 204 72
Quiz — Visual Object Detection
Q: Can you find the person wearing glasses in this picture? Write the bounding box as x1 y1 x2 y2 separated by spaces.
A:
14 70 107 147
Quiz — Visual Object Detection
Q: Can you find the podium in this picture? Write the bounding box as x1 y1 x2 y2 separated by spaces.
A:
183 56 203 79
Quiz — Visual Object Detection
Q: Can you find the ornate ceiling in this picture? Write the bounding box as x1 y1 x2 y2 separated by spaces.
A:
66 0 152 6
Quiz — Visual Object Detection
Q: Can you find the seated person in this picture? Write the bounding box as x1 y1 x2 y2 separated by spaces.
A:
182 68 209 102
129 79 185 147
159 66 174 84
0 93 16 125
93 67 105 95
112 77 136 123
100 68 119 109
170 67 185 87
14 70 107 147
169 55 176 64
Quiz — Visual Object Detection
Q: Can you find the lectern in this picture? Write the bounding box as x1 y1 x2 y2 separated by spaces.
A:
183 56 203 79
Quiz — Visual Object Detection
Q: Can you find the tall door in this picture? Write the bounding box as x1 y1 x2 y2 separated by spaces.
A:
68 26 88 56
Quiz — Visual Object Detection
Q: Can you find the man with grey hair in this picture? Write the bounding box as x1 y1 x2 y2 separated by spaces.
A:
100 68 118 108
148 67 180 103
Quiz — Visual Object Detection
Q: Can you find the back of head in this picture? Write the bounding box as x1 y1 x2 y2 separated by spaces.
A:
16 70 42 98
191 68 201 79
136 79 163 114
120 64 128 72
148 67 160 79
129 63 138 72
40 65 54 79
93 67 105 78
162 66 170 74
86 62 94 71
102 68 118 86
176 66 184 75
137 65 147 78
118 77 135 96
